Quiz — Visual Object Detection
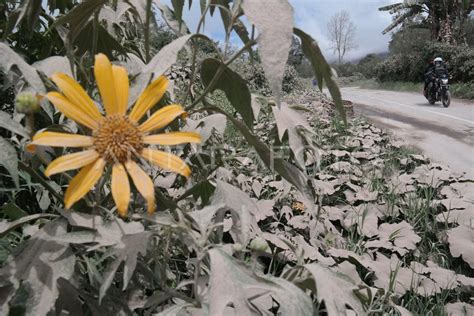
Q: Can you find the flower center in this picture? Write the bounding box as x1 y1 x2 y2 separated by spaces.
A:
93 114 144 163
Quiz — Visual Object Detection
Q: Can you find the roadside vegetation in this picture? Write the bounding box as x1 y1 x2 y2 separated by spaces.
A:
0 1 473 315
330 1 474 100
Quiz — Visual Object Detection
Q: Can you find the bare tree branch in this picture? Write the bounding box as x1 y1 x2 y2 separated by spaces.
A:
327 10 358 64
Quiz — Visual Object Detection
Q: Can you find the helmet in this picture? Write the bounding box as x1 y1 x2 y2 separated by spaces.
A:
434 57 443 63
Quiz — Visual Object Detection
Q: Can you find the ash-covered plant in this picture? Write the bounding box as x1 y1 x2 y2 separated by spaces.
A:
0 0 349 315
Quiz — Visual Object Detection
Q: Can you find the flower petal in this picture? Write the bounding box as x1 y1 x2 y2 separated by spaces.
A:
129 76 169 122
112 65 129 115
112 164 130 217
64 158 106 209
125 161 156 214
51 73 103 122
138 104 185 133
94 53 117 115
46 92 99 130
45 150 99 177
141 148 191 178
143 132 201 146
32 131 94 148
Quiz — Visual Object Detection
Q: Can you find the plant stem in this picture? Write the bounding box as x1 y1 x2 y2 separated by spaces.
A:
144 0 153 63
91 11 99 84
193 252 203 300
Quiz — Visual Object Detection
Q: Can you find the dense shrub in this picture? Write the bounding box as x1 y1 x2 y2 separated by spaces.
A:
236 61 300 95
332 62 358 77
357 54 384 78
376 42 474 83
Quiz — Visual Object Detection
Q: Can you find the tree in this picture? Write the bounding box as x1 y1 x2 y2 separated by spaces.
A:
465 17 474 46
379 0 474 44
327 10 358 64
388 24 431 54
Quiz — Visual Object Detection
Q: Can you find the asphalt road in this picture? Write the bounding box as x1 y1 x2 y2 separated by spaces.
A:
340 87 474 178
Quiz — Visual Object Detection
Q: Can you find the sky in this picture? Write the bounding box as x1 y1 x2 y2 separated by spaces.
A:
160 0 400 62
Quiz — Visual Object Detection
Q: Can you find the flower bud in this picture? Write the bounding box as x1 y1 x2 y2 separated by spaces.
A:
15 92 40 114
249 237 270 252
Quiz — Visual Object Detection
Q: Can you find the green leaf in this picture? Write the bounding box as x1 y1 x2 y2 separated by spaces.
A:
73 21 128 57
201 58 254 128
53 0 107 41
0 137 19 188
3 0 42 38
241 0 294 105
208 248 313 315
0 111 31 139
0 203 28 220
200 0 206 14
293 28 346 123
0 43 45 94
171 0 185 28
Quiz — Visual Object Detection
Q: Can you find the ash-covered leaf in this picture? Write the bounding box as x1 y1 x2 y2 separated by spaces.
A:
55 211 144 250
344 204 382 237
33 56 73 77
184 114 227 143
441 182 474 200
208 248 313 315
445 302 474 315
241 0 294 105
99 231 152 302
144 34 193 77
366 221 421 256
211 181 260 245
0 137 19 188
293 263 365 316
0 220 75 316
188 204 226 235
0 111 31 139
436 209 473 226
361 254 421 296
0 43 45 93
447 225 474 269
272 103 312 168
410 260 473 296
412 164 452 187
254 200 275 222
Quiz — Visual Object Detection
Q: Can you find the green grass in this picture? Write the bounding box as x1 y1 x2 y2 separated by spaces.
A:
342 78 474 100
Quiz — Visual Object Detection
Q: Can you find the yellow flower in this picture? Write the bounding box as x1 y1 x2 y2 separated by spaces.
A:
31 54 201 216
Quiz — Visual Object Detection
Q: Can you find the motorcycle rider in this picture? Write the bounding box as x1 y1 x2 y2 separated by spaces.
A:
424 57 448 98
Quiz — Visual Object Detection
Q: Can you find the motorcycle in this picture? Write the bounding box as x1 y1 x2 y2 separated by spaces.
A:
425 73 451 107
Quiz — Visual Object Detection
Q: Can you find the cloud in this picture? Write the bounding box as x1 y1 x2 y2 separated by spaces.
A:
291 0 399 61
159 0 399 61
